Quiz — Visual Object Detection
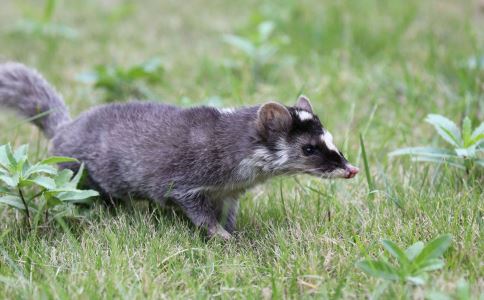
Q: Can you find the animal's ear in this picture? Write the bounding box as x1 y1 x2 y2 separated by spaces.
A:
295 95 313 113
257 102 292 137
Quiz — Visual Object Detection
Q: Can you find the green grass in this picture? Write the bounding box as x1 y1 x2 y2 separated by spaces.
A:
0 0 483 298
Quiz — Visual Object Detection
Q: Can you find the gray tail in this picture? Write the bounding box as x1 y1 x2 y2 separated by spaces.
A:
0 62 71 139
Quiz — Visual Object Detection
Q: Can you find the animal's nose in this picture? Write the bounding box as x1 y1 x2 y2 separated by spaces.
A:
345 165 359 179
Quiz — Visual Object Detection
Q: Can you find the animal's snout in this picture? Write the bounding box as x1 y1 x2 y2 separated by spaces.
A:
344 165 359 179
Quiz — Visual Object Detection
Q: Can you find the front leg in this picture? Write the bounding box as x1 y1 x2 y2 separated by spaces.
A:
176 193 232 240
216 197 239 234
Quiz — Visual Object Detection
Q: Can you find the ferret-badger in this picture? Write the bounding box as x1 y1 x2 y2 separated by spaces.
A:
0 62 358 239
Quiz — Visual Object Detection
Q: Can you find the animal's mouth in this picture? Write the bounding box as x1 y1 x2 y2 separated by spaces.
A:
343 164 359 179
303 164 359 179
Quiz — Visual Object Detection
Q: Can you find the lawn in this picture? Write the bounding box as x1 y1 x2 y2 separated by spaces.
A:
0 0 483 299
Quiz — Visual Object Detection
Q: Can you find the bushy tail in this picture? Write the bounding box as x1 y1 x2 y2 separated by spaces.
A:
0 62 71 138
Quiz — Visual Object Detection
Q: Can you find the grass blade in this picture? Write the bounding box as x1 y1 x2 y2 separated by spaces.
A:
359 133 374 197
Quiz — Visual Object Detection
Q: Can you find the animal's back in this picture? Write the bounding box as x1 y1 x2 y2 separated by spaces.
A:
51 102 191 198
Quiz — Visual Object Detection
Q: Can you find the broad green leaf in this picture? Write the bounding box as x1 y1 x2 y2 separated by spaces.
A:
405 241 424 261
24 163 58 177
55 190 98 204
389 147 455 158
425 114 462 147
39 156 78 165
14 148 29 175
21 160 31 178
471 122 484 140
462 117 472 147
70 163 85 187
0 195 37 212
127 58 163 81
414 234 452 268
0 195 26 210
0 145 12 169
54 169 74 187
470 133 484 147
411 157 466 170
4 144 17 169
475 159 484 168
0 174 19 188
223 35 256 56
45 188 78 194
356 260 401 281
416 258 445 272
381 240 410 267
455 147 476 158
13 144 28 164
0 186 11 194
25 176 56 190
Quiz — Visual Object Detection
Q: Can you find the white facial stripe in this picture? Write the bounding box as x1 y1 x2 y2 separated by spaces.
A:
321 131 339 152
296 110 313 121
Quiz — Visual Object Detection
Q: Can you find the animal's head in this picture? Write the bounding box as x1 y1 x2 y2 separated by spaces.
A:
254 96 358 179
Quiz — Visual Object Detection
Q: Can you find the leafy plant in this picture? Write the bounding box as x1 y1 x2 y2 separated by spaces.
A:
13 0 78 40
389 114 484 173
0 144 98 229
223 20 289 82
77 57 164 102
357 234 452 285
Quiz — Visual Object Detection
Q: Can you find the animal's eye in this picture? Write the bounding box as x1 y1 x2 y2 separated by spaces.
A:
302 145 316 156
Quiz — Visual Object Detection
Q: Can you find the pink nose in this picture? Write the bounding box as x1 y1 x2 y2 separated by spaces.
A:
345 165 359 179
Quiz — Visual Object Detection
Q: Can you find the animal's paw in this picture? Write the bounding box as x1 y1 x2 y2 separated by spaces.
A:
209 224 233 240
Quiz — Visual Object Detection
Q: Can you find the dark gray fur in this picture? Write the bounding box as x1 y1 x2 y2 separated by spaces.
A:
0 62 358 239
